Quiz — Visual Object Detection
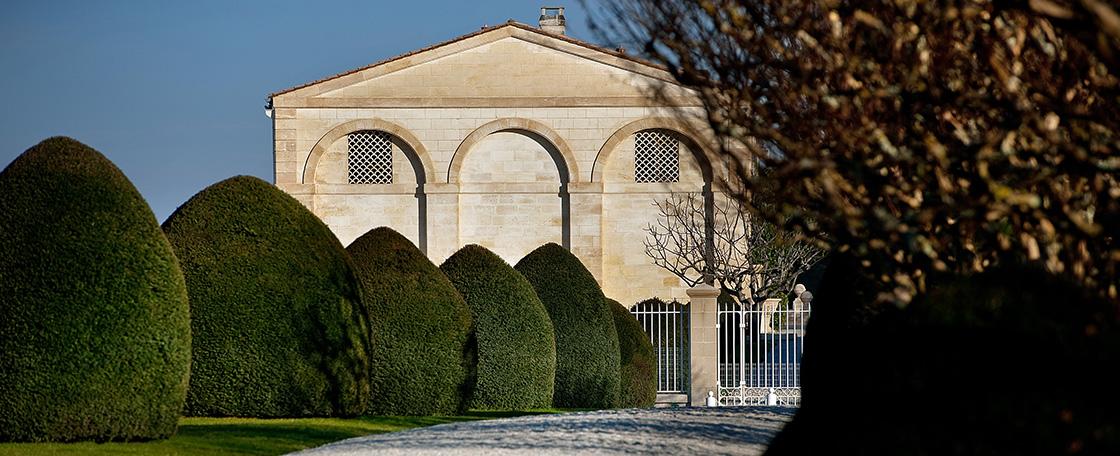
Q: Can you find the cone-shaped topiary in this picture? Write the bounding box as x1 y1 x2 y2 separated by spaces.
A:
0 137 191 442
346 227 475 416
440 244 556 410
515 243 620 409
608 299 657 409
162 175 369 418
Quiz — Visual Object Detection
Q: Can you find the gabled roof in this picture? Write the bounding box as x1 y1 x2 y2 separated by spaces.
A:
268 21 673 99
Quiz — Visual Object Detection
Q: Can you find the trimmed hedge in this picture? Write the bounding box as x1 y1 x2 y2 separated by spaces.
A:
608 299 657 408
162 175 370 418
440 244 556 410
0 137 191 442
346 227 475 416
515 243 620 409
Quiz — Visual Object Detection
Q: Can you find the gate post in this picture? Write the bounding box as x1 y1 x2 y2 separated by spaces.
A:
687 283 721 406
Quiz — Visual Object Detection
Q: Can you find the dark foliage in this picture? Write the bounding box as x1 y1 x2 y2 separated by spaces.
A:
0 137 191 442
769 258 1120 455
598 0 1120 306
439 244 556 410
162 175 369 418
515 243 620 409
347 227 475 416
607 299 657 408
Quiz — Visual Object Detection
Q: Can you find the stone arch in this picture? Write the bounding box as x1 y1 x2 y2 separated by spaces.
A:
448 118 579 184
302 118 432 254
302 118 435 184
449 118 574 257
591 117 715 184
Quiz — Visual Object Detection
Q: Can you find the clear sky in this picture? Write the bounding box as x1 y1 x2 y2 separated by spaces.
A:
1 1 609 222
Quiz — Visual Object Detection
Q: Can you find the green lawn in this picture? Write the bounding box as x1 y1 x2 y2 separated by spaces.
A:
0 411 560 456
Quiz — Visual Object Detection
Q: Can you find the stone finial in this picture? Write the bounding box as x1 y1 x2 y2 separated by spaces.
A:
539 6 566 36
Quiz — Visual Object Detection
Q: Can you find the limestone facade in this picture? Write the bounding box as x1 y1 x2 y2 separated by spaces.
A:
269 22 721 305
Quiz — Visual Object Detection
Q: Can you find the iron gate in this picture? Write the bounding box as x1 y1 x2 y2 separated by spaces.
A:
630 299 689 394
717 297 810 406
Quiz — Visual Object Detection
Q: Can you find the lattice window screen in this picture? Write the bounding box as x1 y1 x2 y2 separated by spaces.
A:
348 130 393 184
635 130 679 183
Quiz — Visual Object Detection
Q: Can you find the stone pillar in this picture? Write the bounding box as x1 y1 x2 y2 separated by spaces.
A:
687 283 721 406
424 183 459 264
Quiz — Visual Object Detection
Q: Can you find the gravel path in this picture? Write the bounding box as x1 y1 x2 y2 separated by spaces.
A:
287 406 795 456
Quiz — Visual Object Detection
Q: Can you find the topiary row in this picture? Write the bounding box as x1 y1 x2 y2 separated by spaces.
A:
0 137 191 442
1 137 648 444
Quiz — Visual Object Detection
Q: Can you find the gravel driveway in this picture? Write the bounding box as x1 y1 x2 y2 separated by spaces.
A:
287 406 795 456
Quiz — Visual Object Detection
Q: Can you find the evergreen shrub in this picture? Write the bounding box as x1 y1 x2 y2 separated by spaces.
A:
0 137 191 442
440 244 556 410
515 243 620 409
162 175 369 418
608 299 657 408
347 227 475 416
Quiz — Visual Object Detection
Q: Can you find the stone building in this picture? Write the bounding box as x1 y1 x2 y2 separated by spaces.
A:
267 8 721 305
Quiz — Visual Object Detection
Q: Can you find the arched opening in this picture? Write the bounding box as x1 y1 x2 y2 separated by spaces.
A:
310 125 429 252
454 128 570 263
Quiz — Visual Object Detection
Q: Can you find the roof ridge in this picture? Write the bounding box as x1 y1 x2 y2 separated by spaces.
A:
268 21 668 99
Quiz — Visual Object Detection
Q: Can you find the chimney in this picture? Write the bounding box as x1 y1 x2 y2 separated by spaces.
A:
539 6 565 36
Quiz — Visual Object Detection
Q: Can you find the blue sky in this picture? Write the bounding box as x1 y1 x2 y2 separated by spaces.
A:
1 1 611 222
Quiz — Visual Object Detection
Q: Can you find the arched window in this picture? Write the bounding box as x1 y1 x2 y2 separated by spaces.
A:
348 130 393 184
635 129 679 183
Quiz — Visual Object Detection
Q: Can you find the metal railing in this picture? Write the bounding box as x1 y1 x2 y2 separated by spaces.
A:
717 298 810 406
630 300 690 394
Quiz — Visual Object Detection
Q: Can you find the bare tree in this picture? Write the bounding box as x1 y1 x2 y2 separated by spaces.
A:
644 191 823 308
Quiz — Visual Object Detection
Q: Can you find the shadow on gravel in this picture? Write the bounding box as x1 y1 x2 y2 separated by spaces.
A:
292 406 796 456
